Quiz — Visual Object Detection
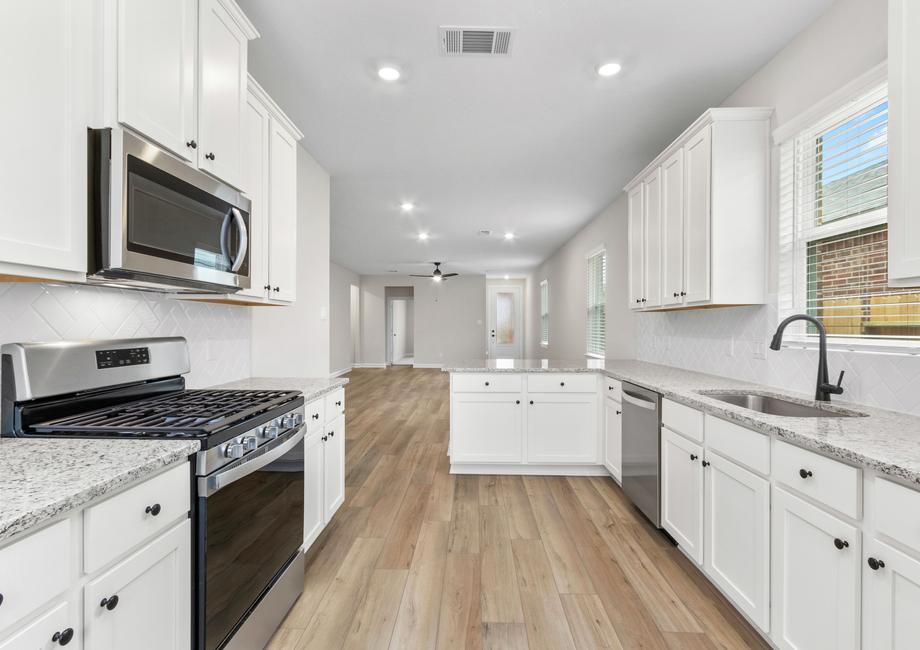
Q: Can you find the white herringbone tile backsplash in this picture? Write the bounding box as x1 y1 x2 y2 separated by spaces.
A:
0 283 250 388
635 301 920 416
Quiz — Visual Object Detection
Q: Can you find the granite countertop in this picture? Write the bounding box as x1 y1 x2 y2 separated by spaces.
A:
445 358 920 486
212 376 348 401
0 438 199 545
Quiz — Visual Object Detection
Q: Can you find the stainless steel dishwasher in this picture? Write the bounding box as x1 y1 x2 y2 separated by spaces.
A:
620 382 662 527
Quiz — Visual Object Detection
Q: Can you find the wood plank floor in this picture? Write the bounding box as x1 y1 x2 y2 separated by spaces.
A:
271 367 769 650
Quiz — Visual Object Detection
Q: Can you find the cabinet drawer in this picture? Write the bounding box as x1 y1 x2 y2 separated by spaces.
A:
526 373 596 393
0 600 72 650
773 440 861 519
304 398 325 431
663 399 704 443
704 415 769 475
875 478 920 553
452 374 522 393
324 388 345 421
84 462 190 574
604 377 622 402
0 519 71 633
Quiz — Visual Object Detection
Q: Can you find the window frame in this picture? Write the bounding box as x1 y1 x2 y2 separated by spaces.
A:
539 279 549 348
585 246 607 359
775 75 920 352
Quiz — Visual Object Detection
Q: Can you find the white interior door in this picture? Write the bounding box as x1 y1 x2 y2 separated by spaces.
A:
488 285 523 358
387 298 413 365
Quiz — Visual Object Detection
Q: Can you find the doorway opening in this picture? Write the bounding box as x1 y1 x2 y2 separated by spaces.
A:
350 283 360 366
385 286 415 366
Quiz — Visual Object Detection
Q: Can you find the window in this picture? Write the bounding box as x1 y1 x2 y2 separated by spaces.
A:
586 248 606 356
778 83 920 343
540 280 549 347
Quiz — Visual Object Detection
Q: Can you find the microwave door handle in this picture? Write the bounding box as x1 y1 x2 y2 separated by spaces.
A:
230 207 248 273
219 209 232 268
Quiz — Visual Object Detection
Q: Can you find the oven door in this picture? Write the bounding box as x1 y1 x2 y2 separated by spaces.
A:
197 428 305 650
91 128 252 292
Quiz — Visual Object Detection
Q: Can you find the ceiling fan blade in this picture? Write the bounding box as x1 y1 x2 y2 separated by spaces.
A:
442 273 459 277
409 274 433 278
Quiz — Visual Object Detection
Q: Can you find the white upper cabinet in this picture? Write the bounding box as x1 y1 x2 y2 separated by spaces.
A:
627 184 645 308
0 0 95 282
197 0 255 190
239 86 271 299
625 108 771 311
888 0 920 283
116 0 197 161
268 117 299 302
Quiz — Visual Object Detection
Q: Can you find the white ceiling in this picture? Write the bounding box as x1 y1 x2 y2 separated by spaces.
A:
239 0 833 276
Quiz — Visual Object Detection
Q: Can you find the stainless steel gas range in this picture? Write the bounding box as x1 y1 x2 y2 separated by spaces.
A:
1 337 305 650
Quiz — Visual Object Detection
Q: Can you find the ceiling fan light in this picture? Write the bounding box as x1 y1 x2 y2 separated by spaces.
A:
433 275 442 282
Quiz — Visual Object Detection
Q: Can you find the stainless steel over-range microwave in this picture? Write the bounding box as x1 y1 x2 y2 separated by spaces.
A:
88 128 251 293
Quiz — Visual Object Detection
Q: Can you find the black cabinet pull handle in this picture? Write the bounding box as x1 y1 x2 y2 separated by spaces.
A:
100 595 119 610
834 538 849 550
51 628 74 646
799 468 813 479
690 454 698 461
205 152 215 160
867 557 885 570
701 460 710 467
145 503 161 516
615 410 621 415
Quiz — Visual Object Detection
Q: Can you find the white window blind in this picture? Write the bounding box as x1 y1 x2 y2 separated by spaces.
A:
777 83 920 342
540 280 549 346
586 249 606 356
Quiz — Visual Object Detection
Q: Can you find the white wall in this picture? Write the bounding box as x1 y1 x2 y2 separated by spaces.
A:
0 283 250 388
330 261 360 374
524 194 635 360
359 275 486 367
252 146 331 377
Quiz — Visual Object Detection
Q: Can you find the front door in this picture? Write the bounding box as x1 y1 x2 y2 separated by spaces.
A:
487 285 523 358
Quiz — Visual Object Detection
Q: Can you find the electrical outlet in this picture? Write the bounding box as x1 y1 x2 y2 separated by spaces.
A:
752 339 766 360
726 336 734 357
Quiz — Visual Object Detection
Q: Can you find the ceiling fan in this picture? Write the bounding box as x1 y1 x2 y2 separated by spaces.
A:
410 262 458 283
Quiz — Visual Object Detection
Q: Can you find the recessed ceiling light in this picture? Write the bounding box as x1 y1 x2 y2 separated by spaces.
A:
400 201 414 212
504 232 515 240
378 66 401 82
418 232 429 241
597 62 622 77
504 274 510 280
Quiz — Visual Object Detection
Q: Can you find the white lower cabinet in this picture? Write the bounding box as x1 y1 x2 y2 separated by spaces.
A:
324 414 346 522
451 394 523 463
772 486 860 650
303 429 326 549
0 600 78 650
526 394 598 464
704 450 770 632
864 538 920 648
604 397 623 482
84 519 191 650
661 427 703 564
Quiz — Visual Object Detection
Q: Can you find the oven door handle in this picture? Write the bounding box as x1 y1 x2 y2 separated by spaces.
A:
199 427 305 498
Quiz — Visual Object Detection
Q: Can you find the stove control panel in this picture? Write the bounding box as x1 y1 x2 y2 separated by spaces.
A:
95 347 150 369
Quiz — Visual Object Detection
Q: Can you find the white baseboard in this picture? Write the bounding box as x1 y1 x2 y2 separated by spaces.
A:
352 363 387 369
449 463 611 476
412 363 443 369
329 367 352 378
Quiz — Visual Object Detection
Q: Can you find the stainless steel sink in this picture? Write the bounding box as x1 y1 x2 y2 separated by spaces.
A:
701 392 863 418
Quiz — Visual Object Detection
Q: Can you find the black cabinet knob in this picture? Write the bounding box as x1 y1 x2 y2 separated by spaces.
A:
529 400 534 405
100 595 119 610
52 628 74 646
145 503 161 516
690 454 698 461
867 557 886 570
336 400 342 406
701 460 710 467
680 291 686 296
205 152 215 160
186 140 197 149
515 400 520 404
615 410 621 415
263 284 271 290
273 286 280 292
799 468 813 479
673 292 679 298
834 538 849 550
0 593 3 607
484 381 490 386
560 382 565 387
641 298 647 303
329 431 335 438
322 435 328 442
312 413 320 420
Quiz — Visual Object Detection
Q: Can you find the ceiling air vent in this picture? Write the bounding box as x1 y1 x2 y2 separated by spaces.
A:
439 26 515 56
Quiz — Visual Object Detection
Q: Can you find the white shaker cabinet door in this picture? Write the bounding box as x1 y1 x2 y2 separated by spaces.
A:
864 538 920 649
0 0 93 277
661 427 703 564
239 88 271 299
303 429 325 549
603 398 622 482
452 394 523 463
642 167 663 309
682 124 712 304
661 148 684 307
198 0 247 190
267 119 299 302
771 487 860 650
84 520 191 650
117 0 197 161
526 395 598 464
627 183 645 308
323 414 346 523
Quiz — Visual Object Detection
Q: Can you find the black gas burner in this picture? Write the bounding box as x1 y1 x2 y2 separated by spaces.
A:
31 389 300 436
